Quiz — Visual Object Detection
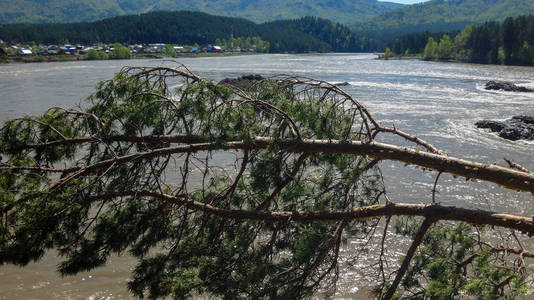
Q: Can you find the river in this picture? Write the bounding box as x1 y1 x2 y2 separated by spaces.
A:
0 54 533 299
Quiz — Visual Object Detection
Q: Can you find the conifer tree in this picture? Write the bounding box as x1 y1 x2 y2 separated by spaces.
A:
1 66 533 299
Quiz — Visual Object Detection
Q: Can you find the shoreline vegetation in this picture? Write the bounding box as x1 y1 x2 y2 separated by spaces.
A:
376 52 534 72
377 52 458 63
0 11 377 55
0 51 259 64
0 36 272 64
2 12 534 68
382 15 534 67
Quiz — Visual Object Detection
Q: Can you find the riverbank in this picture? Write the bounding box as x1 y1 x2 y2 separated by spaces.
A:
0 51 259 64
377 53 454 62
376 54 525 68
378 54 534 68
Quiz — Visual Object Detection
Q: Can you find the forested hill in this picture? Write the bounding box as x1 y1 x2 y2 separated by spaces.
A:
389 15 534 66
0 11 378 53
0 0 402 25
364 0 534 35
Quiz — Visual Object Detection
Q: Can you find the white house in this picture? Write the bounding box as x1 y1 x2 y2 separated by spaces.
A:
19 48 33 55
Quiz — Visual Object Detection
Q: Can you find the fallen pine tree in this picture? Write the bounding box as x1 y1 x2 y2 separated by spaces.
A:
0 65 533 299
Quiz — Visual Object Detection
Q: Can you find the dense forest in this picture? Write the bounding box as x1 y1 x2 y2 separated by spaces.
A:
363 0 534 35
0 0 402 25
389 15 534 66
0 12 257 45
390 31 455 56
3 0 534 56
3 10 534 61
353 0 534 47
0 11 378 53
259 17 378 53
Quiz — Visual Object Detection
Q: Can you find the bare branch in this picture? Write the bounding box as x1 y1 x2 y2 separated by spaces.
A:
382 218 436 300
504 158 532 174
92 190 534 234
33 136 534 193
375 126 442 155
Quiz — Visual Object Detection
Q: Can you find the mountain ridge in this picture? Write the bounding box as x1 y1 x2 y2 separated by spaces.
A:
0 0 403 25
0 11 379 53
367 0 534 33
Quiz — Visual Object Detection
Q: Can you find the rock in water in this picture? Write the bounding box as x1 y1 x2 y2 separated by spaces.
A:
511 115 534 124
476 116 534 141
218 74 265 90
484 81 533 92
474 120 507 132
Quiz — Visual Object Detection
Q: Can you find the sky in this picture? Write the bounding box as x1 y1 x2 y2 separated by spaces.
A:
380 0 430 4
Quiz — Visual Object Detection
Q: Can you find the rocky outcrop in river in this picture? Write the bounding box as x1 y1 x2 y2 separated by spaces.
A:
218 74 265 90
484 81 533 92
475 116 534 141
219 75 350 90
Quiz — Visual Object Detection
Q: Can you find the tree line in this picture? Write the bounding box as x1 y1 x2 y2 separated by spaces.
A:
390 14 534 66
261 16 379 53
215 36 270 52
0 11 379 53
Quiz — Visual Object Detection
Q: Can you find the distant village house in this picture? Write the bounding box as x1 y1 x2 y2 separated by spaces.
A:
19 48 33 55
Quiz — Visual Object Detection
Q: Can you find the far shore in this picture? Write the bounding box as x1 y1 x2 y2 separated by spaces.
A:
377 54 422 61
0 51 260 64
375 54 529 67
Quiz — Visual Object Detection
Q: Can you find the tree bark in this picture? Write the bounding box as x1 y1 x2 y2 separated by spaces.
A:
382 218 435 300
97 190 534 235
19 136 533 193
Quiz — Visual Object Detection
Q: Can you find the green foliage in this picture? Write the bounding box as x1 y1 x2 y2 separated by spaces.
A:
163 44 177 57
392 219 527 299
379 47 393 60
0 67 383 299
217 36 270 52
391 31 451 56
468 21 500 64
0 0 401 25
260 16 381 52
517 41 534 65
0 12 376 53
86 49 108 60
453 24 474 60
384 47 393 58
499 15 534 65
1 66 531 299
423 37 438 60
109 44 131 59
438 34 453 59
389 14 534 66
366 0 534 35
